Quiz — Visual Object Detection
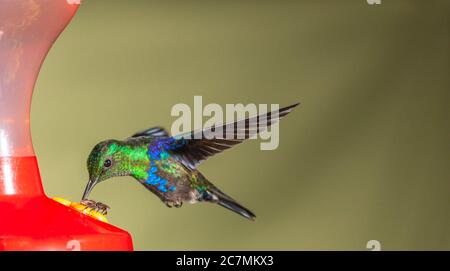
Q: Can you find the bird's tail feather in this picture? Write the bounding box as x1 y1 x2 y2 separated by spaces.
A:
199 174 256 220
205 186 255 220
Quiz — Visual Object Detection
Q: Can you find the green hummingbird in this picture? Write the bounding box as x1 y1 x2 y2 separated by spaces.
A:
81 103 299 220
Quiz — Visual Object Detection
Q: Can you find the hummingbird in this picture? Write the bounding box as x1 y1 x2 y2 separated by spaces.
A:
81 103 299 220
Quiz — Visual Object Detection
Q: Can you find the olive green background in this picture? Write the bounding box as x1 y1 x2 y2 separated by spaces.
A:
31 0 449 250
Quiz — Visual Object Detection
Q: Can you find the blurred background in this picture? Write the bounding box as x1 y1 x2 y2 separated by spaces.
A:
31 0 449 250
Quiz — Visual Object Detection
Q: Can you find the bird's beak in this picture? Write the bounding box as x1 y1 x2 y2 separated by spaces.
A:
82 178 97 200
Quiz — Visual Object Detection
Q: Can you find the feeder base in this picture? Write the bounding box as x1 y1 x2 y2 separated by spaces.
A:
0 157 133 251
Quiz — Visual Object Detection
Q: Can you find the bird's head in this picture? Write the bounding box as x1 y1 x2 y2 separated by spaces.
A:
82 139 129 200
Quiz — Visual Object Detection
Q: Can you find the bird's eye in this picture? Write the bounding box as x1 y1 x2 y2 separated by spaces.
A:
103 159 112 168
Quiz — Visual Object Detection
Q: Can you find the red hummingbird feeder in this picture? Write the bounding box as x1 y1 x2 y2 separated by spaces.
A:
0 0 133 250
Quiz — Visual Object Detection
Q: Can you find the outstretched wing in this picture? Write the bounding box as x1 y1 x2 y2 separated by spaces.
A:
129 126 169 139
169 103 299 169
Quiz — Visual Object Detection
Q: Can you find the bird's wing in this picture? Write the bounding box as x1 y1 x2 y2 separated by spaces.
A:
169 103 299 169
129 126 169 139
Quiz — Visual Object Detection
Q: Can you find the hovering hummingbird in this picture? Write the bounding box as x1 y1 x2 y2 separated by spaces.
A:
81 103 299 220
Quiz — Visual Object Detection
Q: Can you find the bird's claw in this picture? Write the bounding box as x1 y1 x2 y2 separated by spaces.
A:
165 200 183 208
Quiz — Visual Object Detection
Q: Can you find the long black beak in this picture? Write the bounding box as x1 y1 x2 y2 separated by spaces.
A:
82 179 97 200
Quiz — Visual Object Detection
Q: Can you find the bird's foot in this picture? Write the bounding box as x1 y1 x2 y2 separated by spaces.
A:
165 200 183 208
81 199 110 215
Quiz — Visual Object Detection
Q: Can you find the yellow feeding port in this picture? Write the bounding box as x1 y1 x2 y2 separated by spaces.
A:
52 197 109 223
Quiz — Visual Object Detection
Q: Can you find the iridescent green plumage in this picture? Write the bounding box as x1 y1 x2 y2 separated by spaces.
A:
83 103 299 220
87 140 150 181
